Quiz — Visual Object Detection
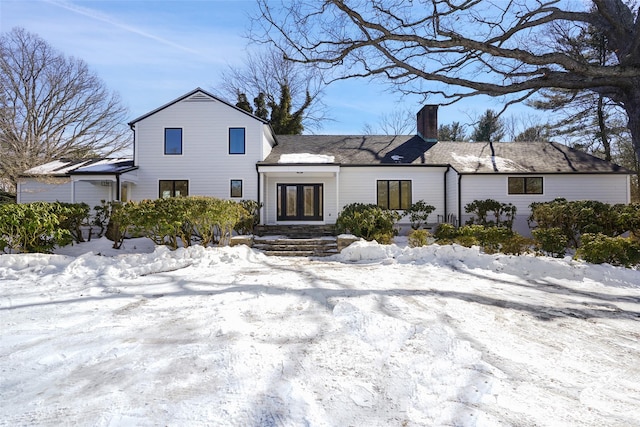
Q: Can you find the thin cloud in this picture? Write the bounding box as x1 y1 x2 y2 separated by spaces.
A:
44 0 200 55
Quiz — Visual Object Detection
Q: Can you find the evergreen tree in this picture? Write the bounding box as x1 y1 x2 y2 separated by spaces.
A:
438 122 466 141
235 92 253 114
471 110 505 142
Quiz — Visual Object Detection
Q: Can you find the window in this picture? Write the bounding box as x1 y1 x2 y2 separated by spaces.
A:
230 180 243 198
229 128 245 154
377 180 412 210
508 177 543 195
164 128 182 155
159 180 188 198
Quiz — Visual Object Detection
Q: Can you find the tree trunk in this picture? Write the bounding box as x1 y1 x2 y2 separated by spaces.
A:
597 96 611 161
625 99 640 174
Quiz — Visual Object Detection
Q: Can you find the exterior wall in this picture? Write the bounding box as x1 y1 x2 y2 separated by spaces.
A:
132 96 267 202
262 173 338 224
459 173 631 235
17 178 73 203
73 181 114 208
17 178 113 208
445 168 459 225
339 166 447 232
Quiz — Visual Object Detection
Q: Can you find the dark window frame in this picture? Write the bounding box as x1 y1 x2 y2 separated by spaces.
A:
508 177 544 195
377 180 412 210
230 179 243 198
159 180 189 198
164 128 183 155
229 127 246 155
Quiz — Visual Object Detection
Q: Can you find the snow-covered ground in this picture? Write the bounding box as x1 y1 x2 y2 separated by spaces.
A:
1 237 639 426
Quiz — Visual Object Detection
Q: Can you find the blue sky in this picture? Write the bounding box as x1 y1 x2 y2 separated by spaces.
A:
1 0 534 135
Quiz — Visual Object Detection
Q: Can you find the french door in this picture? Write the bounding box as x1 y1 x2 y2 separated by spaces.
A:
277 184 323 221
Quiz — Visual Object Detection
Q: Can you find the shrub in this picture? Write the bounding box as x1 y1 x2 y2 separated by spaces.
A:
532 227 568 258
433 223 457 243
336 203 401 244
0 202 73 253
408 229 431 247
0 191 16 205
501 234 533 256
457 225 512 254
465 199 516 229
57 202 91 243
234 200 262 235
529 199 638 248
578 233 640 267
405 200 436 229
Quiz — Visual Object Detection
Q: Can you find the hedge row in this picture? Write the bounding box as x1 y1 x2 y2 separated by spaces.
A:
0 197 260 253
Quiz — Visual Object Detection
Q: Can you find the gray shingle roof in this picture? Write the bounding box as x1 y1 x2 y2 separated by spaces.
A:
262 135 628 174
263 135 442 165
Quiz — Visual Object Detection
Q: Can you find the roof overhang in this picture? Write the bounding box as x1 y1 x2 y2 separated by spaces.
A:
258 164 341 174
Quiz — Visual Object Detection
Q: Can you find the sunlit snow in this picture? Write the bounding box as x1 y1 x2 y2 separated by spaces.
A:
279 153 336 163
1 238 639 426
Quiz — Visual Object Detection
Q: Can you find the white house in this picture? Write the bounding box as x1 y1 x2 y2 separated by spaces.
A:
18 88 632 235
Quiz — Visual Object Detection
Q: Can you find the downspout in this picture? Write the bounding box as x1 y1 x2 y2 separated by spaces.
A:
116 174 121 201
255 164 262 225
457 174 463 227
443 166 450 219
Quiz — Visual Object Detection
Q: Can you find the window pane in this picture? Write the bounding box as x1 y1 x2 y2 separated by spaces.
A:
159 180 172 198
388 180 400 210
400 181 412 209
303 186 314 216
174 180 188 197
286 186 297 216
277 185 282 217
120 183 128 202
377 181 388 209
508 177 524 194
229 128 245 154
165 128 182 155
526 177 543 194
231 180 242 198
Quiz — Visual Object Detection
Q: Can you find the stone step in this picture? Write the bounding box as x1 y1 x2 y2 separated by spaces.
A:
253 236 338 257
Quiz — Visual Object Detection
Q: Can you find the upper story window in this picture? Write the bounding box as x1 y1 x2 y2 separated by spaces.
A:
508 177 543 194
229 128 246 154
164 128 183 155
377 180 412 210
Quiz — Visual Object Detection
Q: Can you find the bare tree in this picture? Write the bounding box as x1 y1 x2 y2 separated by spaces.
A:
253 0 640 163
0 28 130 192
219 46 327 133
361 108 415 135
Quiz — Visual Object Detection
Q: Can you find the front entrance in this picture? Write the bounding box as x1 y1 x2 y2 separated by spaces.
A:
277 184 323 221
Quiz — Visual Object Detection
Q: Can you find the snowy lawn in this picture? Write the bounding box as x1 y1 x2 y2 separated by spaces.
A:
1 238 640 426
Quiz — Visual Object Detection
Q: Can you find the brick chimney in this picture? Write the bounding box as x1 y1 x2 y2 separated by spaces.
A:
417 105 438 142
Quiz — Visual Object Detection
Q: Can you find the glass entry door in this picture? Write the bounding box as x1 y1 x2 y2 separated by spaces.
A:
277 184 323 221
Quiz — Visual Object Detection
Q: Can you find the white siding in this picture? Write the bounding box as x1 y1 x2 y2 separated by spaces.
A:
73 181 113 209
132 96 265 201
339 166 447 230
445 168 459 225
18 178 73 203
459 173 630 235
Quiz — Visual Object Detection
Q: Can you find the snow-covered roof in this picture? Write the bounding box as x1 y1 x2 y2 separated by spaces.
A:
22 158 135 177
278 153 336 164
